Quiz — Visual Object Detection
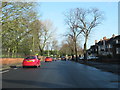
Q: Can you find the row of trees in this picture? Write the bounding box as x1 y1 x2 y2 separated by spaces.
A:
59 36 83 56
1 2 104 59
63 8 103 61
1 2 58 58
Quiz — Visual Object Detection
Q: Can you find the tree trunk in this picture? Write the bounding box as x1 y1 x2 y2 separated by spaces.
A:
12 49 14 58
75 40 78 62
71 54 74 61
7 48 10 57
39 46 43 56
40 49 43 56
84 42 87 60
14 46 17 58
32 36 35 54
84 35 88 61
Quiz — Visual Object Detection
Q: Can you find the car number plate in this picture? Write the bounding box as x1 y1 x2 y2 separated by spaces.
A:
27 61 32 62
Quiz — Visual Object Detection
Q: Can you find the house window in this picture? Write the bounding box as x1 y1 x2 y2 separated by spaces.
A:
116 39 120 44
95 48 97 52
116 40 118 44
108 44 112 48
116 48 120 54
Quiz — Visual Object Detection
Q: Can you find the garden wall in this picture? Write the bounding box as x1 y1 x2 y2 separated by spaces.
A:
0 58 24 66
0 56 46 66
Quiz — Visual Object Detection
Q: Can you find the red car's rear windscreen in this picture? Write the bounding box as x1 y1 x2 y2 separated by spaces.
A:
25 56 36 59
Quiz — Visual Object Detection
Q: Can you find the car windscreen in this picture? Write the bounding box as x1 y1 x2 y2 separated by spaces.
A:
25 56 36 59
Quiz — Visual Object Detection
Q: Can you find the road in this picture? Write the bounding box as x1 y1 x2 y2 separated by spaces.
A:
2 60 119 88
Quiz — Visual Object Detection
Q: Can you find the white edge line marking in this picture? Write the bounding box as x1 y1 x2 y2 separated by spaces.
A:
0 70 9 73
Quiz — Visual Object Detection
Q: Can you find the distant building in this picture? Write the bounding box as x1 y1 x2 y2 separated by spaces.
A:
87 34 120 60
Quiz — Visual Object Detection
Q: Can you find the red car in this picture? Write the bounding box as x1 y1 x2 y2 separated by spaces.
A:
45 57 53 62
22 55 41 68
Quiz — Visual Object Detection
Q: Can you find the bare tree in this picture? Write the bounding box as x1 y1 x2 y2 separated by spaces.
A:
66 36 83 55
49 39 60 56
50 39 58 50
76 8 103 60
66 36 74 55
59 42 72 56
64 9 83 61
38 20 56 55
64 8 103 61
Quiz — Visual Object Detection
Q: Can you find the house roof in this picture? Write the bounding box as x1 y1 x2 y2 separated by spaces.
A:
106 35 120 44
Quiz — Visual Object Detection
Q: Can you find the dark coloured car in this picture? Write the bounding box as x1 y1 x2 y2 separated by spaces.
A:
61 56 66 61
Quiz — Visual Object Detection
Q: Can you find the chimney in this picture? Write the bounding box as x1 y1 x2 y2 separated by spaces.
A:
103 37 107 40
112 34 115 38
95 40 97 44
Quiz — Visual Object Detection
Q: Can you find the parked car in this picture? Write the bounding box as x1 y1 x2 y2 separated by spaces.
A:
79 57 84 60
87 56 99 60
61 56 66 61
45 57 53 62
58 57 61 60
22 55 41 68
53 57 57 61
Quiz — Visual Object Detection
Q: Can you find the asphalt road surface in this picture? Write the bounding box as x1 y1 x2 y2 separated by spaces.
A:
2 60 119 88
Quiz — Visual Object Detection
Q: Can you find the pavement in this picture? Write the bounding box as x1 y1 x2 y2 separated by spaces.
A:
0 63 22 73
78 60 120 76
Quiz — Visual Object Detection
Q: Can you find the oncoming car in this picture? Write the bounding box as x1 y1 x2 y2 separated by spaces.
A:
22 55 41 68
45 57 53 62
